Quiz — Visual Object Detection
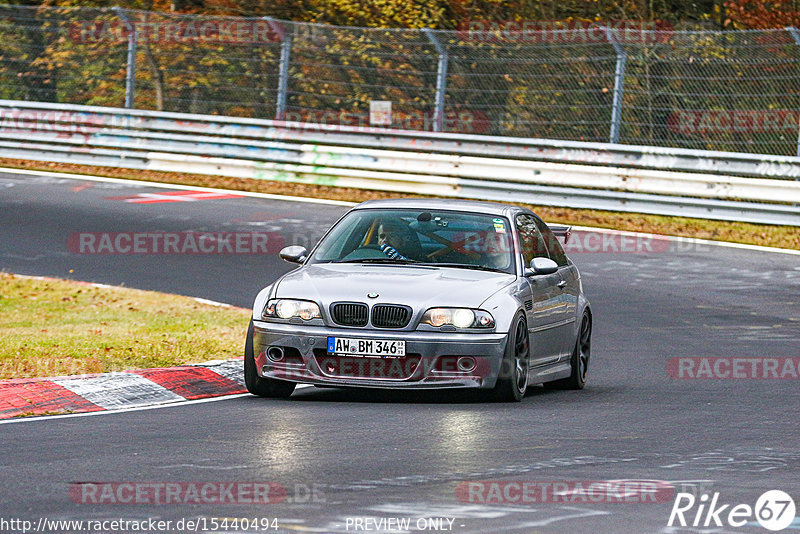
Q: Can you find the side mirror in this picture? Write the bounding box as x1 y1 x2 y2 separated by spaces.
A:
525 257 558 276
279 245 307 265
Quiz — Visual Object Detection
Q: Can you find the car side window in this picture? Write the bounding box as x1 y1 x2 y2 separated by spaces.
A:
533 217 569 267
516 214 549 267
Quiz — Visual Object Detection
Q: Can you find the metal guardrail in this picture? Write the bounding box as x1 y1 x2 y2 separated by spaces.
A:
0 99 799 226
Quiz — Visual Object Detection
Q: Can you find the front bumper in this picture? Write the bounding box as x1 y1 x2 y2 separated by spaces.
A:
252 320 508 389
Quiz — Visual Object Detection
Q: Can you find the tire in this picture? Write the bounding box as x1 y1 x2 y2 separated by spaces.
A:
544 311 591 390
488 314 529 402
244 320 296 398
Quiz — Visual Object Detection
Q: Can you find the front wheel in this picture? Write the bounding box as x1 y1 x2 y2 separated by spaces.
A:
244 320 296 398
544 312 591 390
488 315 529 402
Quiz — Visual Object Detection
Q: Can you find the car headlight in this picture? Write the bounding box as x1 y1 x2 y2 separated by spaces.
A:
421 308 495 329
262 299 321 320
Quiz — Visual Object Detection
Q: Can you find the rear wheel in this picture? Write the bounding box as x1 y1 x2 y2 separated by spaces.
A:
489 315 529 402
244 320 296 398
544 312 591 390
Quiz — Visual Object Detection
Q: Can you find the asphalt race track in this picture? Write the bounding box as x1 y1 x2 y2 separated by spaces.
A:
1 170 799 533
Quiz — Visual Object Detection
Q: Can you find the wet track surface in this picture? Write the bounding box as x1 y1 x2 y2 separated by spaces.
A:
1 171 799 533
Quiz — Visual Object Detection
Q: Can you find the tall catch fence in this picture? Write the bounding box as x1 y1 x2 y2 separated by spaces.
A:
1 5 799 156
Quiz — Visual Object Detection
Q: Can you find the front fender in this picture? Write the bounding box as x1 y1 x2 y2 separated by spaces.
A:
479 278 529 334
251 284 276 321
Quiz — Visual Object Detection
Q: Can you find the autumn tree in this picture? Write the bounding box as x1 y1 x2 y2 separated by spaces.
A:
723 0 800 28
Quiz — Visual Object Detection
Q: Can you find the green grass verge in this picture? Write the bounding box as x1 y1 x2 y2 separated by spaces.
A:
0 273 250 380
2 158 797 250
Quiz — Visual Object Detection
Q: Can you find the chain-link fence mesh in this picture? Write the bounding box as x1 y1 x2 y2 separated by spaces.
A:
1 5 799 156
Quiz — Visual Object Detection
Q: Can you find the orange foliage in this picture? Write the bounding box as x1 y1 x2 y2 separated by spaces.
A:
724 0 800 29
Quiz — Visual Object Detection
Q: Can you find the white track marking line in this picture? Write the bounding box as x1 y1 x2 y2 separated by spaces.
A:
0 393 250 425
5 273 248 310
2 166 796 254
127 192 198 202
193 297 233 307
0 386 315 425
0 166 356 207
570 225 799 256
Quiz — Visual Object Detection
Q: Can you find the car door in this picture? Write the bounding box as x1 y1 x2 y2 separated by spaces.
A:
533 217 578 361
516 214 566 367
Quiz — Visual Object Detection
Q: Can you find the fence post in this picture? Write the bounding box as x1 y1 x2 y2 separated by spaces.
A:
423 28 448 133
273 18 291 121
604 26 626 144
787 27 800 157
113 7 137 109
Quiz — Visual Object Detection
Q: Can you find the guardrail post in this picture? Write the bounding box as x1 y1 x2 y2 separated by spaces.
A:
274 18 291 121
113 7 137 109
604 27 626 144
423 28 448 132
787 27 800 157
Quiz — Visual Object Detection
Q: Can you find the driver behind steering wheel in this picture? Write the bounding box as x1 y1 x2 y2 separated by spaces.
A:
377 221 412 260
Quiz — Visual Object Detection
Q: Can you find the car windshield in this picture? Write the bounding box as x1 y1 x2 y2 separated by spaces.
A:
310 209 516 274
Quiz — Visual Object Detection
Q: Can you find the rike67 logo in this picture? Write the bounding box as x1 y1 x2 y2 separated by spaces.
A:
668 490 796 531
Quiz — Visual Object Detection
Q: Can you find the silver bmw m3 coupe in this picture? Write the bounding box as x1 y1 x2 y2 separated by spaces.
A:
246 198 592 402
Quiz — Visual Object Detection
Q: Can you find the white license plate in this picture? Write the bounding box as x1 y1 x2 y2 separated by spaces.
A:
327 337 405 358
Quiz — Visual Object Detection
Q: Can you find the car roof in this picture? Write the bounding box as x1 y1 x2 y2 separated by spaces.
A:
353 198 524 217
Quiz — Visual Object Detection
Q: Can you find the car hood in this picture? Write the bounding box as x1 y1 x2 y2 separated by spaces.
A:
275 263 515 309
